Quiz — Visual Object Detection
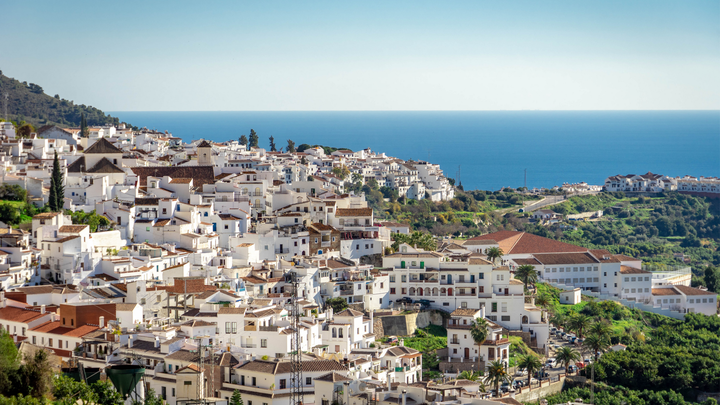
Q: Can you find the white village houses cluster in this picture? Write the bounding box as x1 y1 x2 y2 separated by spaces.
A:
0 123 714 405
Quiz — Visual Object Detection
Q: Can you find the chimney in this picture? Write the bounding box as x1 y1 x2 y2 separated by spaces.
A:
402 390 407 405
128 336 133 348
369 311 374 334
155 336 160 348
400 339 404 347
13 334 17 343
99 316 105 328
40 305 46 314
0 291 5 308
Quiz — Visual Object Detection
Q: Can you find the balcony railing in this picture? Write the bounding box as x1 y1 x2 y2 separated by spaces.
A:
450 339 460 345
275 248 290 254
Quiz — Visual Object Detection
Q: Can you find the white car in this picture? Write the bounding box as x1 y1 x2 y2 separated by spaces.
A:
515 369 528 376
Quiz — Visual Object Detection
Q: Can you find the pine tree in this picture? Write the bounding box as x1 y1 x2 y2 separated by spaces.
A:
230 390 243 405
80 112 89 138
269 136 276 152
239 135 248 149
287 139 296 153
49 150 64 211
249 129 259 148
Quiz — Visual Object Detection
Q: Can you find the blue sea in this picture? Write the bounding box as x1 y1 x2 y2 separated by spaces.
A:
109 111 720 191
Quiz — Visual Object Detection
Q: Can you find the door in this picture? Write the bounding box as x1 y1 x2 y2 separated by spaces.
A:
464 347 470 359
504 288 509 295
212 223 217 232
447 274 452 284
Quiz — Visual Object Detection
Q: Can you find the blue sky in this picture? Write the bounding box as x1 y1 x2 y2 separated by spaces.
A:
2 0 719 110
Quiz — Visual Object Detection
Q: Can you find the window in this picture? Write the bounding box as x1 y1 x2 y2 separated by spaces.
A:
501 315 510 321
261 339 267 348
479 273 484 279
401 288 407 294
306 377 312 385
390 288 396 294
172 388 175 397
225 322 237 334
252 377 257 386
491 302 497 312
280 379 287 389
401 275 407 282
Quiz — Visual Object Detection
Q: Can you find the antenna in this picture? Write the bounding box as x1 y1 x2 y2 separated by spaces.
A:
286 271 304 405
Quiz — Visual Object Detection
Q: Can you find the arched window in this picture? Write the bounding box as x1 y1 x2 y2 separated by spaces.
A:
424 288 430 296
409 288 416 296
338 328 343 338
204 212 208 217
255 187 261 194
242 188 248 195
432 288 438 296
332 328 337 338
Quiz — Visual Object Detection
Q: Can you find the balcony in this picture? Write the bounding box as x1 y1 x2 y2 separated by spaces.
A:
482 338 510 346
275 248 290 254
450 339 460 345
240 343 257 348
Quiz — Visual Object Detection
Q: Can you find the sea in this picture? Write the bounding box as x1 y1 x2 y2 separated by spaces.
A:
109 111 720 191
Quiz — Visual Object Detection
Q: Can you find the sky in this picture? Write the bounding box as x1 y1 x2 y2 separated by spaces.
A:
2 0 719 111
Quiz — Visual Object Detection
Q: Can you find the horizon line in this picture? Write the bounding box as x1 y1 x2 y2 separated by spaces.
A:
107 109 720 113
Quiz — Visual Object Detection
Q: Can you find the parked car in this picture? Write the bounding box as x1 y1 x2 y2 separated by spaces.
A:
567 365 578 373
387 336 398 343
576 338 584 344
415 299 433 309
546 358 556 367
396 297 412 304
584 358 592 364
515 369 528 376
515 379 526 387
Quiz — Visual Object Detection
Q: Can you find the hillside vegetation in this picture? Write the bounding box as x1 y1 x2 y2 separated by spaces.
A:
0 71 126 129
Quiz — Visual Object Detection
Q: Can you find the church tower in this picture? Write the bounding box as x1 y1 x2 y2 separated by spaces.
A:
197 140 213 166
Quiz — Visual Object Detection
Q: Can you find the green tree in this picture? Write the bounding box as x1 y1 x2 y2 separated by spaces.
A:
704 265 719 293
49 151 64 212
517 354 543 388
457 370 482 382
391 231 437 252
21 349 53 398
269 136 276 152
555 346 581 375
470 317 489 370
325 297 348 313
569 314 591 338
144 388 164 405
230 390 244 405
287 140 296 153
483 360 511 396
249 129 259 148
90 380 123 405
53 374 96 405
80 112 89 138
239 135 248 149
583 333 610 362
515 264 538 291
331 166 350 180
586 320 614 342
534 294 550 308
486 247 504 265
0 328 20 395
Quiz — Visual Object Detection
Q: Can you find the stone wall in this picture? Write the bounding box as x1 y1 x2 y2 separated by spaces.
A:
439 358 484 374
514 376 566 402
373 310 446 338
359 253 384 267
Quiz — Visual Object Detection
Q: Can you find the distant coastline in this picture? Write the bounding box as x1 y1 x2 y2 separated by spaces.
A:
110 110 720 191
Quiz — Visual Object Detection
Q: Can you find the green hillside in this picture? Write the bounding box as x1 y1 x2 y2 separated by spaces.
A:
0 70 127 129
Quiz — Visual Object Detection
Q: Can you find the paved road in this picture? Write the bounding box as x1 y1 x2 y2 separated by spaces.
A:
521 196 566 213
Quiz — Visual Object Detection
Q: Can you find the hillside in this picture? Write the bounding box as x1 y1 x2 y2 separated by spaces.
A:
0 70 127 129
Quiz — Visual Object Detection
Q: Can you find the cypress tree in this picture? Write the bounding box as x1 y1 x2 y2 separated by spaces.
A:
269 136 276 152
80 112 89 138
49 151 64 211
249 129 259 148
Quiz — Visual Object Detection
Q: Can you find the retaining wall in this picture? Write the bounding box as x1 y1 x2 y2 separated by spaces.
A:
515 376 566 402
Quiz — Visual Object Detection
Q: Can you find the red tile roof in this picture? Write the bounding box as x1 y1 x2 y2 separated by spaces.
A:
470 231 587 255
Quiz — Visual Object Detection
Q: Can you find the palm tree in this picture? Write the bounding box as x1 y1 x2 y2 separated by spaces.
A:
486 247 504 265
470 318 489 369
587 320 613 341
583 334 610 362
515 265 538 291
458 370 481 381
483 360 512 397
549 312 567 330
517 354 543 389
569 314 591 338
555 346 580 375
534 294 550 308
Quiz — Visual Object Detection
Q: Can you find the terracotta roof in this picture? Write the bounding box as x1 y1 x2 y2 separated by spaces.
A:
335 309 364 317
385 252 444 258
131 166 216 188
308 223 335 232
335 208 373 217
613 254 638 261
87 157 124 173
315 372 352 382
30 322 99 338
66 156 86 172
450 308 482 317
0 307 50 323
533 253 599 265
673 285 716 296
513 258 542 266
197 140 213 148
218 307 246 315
84 138 123 154
169 178 193 184
237 359 347 374
470 231 587 255
620 265 651 274
469 257 493 265
33 212 60 220
59 225 89 233
651 288 680 296
589 250 621 263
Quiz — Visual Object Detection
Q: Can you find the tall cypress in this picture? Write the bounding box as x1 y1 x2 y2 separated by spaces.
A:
49 151 64 211
80 112 89 138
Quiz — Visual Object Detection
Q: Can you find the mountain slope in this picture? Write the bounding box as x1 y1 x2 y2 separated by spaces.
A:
0 70 127 129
